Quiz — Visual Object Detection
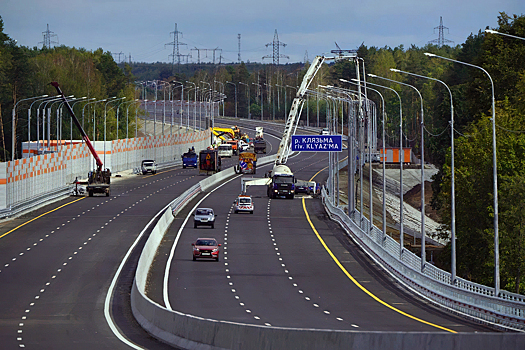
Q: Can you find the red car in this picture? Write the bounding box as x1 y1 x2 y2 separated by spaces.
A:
192 238 221 261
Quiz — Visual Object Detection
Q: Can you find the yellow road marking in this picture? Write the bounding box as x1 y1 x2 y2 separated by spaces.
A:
305 169 457 333
0 197 85 240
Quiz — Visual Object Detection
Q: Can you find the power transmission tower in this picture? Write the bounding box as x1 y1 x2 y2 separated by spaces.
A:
262 30 288 65
165 23 187 73
238 34 241 63
191 47 222 64
429 16 454 47
111 51 124 63
39 24 59 49
304 50 309 64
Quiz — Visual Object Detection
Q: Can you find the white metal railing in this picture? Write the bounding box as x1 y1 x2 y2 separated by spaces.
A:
323 187 525 331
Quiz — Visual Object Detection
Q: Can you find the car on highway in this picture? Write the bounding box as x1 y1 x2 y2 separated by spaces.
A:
320 128 330 135
141 159 157 175
193 208 217 228
234 195 254 214
192 238 221 261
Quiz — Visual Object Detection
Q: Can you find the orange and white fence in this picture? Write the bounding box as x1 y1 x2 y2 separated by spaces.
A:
0 130 210 210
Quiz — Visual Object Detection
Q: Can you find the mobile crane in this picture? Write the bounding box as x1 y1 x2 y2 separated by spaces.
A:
51 82 111 197
241 53 357 197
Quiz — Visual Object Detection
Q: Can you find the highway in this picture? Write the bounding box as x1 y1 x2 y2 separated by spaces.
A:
148 123 492 335
0 120 494 350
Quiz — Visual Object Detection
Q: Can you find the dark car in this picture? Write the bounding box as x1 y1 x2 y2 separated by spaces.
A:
192 238 221 261
193 208 217 228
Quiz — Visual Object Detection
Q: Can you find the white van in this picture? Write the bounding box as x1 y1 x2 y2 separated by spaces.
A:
217 144 233 158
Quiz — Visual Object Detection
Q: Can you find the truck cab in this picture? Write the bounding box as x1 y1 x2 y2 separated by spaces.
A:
267 165 295 199
181 151 198 168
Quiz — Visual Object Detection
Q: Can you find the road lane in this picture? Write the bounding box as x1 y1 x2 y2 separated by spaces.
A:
160 147 492 334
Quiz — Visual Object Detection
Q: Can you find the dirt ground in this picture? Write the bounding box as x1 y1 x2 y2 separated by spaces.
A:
336 164 442 249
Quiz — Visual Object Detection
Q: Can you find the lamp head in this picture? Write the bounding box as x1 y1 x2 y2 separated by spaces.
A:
390 68 400 72
424 52 436 57
368 73 377 78
485 29 497 34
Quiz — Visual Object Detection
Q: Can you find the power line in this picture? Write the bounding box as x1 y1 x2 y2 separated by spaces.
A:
165 23 187 73
429 16 454 47
39 24 58 49
262 29 288 65
238 34 241 63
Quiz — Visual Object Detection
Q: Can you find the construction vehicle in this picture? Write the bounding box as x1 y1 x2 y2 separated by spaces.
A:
232 125 241 139
234 152 257 175
199 149 222 175
255 127 264 140
253 139 266 154
240 53 358 198
181 150 198 168
50 82 111 197
226 140 239 155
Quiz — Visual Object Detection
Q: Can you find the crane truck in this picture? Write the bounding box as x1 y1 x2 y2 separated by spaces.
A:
240 53 357 198
51 82 111 197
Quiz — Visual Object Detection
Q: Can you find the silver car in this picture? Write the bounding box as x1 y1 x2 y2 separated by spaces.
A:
193 208 216 229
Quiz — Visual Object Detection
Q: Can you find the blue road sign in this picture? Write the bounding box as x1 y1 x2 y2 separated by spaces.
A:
291 135 343 152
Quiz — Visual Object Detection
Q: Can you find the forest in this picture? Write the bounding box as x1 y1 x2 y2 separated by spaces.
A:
0 12 523 293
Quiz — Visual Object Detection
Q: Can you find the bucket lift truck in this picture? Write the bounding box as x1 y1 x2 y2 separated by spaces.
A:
241 53 357 197
51 82 111 197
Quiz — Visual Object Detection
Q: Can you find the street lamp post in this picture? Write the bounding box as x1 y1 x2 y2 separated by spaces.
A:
340 79 388 244
214 81 225 117
252 82 263 120
239 82 250 119
354 77 405 260
104 97 125 166
369 73 426 272
424 52 500 294
485 29 525 41
226 81 237 119
27 95 52 145
12 94 49 160
390 68 457 283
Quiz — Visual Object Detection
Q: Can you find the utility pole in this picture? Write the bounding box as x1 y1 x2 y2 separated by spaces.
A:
262 30 289 65
238 34 241 63
429 17 454 47
39 24 58 49
166 23 187 73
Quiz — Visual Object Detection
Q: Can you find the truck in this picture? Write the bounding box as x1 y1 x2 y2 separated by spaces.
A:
266 164 295 199
199 149 222 175
234 152 257 175
255 126 264 139
50 82 111 197
181 151 198 168
253 140 266 154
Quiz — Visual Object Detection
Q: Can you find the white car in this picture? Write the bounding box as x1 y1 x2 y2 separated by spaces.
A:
238 140 250 152
141 160 157 174
234 195 254 214
320 128 330 135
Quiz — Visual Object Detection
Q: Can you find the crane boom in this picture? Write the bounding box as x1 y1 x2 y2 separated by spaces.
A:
50 82 103 171
275 53 357 165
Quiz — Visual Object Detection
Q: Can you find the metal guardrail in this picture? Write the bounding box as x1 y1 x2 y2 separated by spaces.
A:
321 187 525 331
0 186 71 220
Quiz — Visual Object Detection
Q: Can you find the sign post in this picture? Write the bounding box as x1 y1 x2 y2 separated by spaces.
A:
291 135 343 152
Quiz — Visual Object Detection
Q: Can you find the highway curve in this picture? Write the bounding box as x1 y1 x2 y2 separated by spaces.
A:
150 133 493 338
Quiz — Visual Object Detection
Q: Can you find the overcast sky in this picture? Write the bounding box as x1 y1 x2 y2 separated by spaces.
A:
2 0 524 64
